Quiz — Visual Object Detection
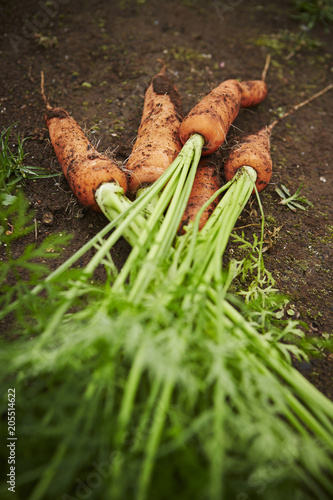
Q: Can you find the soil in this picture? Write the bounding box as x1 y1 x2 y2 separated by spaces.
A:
1 0 332 399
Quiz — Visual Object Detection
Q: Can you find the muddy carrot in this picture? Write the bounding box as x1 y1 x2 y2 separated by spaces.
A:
179 78 267 156
240 80 268 108
126 61 183 193
224 82 333 192
41 72 127 212
224 127 272 192
174 69 268 231
178 158 221 234
240 55 270 108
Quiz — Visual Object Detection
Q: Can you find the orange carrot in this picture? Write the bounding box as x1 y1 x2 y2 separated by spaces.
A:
224 82 333 193
224 127 272 192
240 55 270 108
179 78 267 156
179 80 241 156
178 158 221 234
126 62 183 193
41 73 127 212
240 80 268 108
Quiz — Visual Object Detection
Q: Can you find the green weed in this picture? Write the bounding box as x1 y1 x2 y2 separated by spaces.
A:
0 123 59 191
275 183 313 211
293 0 333 31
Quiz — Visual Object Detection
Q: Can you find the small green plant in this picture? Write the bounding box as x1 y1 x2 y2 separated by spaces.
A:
253 29 322 56
293 0 333 31
0 192 107 366
231 230 278 306
0 123 59 191
275 183 313 211
0 189 74 332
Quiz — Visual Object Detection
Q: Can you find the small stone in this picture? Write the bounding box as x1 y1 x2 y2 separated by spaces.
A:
42 211 54 225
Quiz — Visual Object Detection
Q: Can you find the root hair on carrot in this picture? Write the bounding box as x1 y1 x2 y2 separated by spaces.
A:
40 70 52 110
261 54 271 82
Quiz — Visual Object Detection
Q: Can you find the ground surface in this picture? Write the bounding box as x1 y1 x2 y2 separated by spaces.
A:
1 0 332 399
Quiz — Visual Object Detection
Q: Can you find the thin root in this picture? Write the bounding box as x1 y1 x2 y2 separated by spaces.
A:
40 71 52 110
156 58 166 76
261 54 271 82
268 83 333 133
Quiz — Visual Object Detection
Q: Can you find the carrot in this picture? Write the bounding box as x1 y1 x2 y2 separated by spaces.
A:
240 80 268 108
224 127 272 192
179 78 267 156
174 60 270 232
178 158 221 234
179 79 241 156
224 82 333 193
126 61 183 193
240 55 270 108
41 72 127 212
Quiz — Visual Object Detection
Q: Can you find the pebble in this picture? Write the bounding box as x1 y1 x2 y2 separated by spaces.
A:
42 211 54 225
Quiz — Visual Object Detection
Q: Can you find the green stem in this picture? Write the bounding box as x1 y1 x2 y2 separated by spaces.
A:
209 369 226 500
169 167 257 313
35 280 84 342
123 134 204 302
109 348 146 498
116 347 145 441
111 152 189 292
136 185 162 219
1 155 187 321
169 183 229 286
253 182 267 285
179 166 256 288
136 381 174 500
204 287 333 439
96 183 148 247
129 161 193 300
131 377 162 453
219 299 333 439
30 442 68 500
30 397 92 500
202 166 257 283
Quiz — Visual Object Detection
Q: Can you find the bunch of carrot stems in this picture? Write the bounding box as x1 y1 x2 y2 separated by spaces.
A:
92 138 333 499
99 148 333 499
2 127 333 500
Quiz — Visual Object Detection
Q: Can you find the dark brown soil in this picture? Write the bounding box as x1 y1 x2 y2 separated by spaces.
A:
1 0 332 399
